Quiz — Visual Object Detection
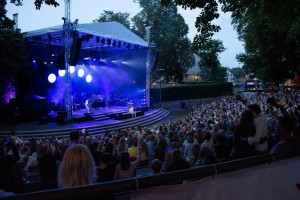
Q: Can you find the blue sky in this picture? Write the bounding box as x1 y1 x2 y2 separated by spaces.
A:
6 0 244 68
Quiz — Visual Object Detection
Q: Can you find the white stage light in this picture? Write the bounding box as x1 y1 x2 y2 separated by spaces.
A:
69 66 75 74
78 69 84 77
86 74 92 83
58 70 65 77
48 73 56 83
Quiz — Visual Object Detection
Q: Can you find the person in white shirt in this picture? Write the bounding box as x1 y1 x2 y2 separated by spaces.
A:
245 104 268 154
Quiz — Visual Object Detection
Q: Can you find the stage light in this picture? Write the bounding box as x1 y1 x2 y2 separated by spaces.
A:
33 60 36 63
86 74 92 83
69 66 75 74
101 38 105 44
48 73 56 83
78 69 84 77
96 36 100 43
107 39 111 46
58 69 65 77
117 41 121 48
112 40 117 46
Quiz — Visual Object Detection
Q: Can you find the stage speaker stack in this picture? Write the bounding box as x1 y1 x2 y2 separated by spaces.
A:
69 37 82 66
57 111 67 125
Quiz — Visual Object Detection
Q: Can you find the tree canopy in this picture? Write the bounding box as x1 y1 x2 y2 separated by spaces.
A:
161 0 300 83
0 0 27 73
132 0 195 82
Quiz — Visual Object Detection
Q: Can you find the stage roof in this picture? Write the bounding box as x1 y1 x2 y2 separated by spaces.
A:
24 21 149 49
24 22 149 63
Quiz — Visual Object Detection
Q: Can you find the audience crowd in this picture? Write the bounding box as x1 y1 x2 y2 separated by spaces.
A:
0 87 300 197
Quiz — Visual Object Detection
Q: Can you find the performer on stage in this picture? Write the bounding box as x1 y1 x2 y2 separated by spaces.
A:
85 99 90 113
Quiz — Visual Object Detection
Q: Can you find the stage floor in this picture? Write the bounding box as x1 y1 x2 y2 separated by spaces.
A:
0 106 151 132
71 106 129 117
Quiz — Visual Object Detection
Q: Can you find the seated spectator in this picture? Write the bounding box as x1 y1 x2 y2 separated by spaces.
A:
58 144 96 188
270 116 300 153
200 132 213 150
165 148 190 172
150 159 162 175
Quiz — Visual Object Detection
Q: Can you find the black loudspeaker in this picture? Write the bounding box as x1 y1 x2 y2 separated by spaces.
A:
57 111 67 118
57 53 66 69
69 37 82 66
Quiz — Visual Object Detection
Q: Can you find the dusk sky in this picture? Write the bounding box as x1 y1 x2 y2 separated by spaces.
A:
6 0 244 68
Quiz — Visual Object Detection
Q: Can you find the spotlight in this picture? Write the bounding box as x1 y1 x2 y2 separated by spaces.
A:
48 73 56 83
86 74 92 83
101 38 105 44
112 40 117 46
69 66 75 74
126 43 131 49
96 36 100 43
78 69 84 77
58 69 65 77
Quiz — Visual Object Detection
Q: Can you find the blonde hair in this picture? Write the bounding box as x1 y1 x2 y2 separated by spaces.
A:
58 144 96 188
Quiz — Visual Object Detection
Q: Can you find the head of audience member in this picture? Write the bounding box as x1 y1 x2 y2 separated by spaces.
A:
150 159 162 174
58 144 96 188
69 130 80 145
275 116 294 140
170 148 183 162
248 104 262 118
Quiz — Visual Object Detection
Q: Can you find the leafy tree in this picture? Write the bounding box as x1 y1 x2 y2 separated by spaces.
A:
10 0 59 9
94 10 131 29
0 0 27 73
198 39 225 82
132 0 195 82
160 0 300 83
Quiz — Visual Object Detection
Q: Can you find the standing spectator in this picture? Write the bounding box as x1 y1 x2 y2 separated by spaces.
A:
246 104 269 154
230 110 256 159
37 142 61 189
97 152 116 182
58 144 96 188
115 151 140 180
128 139 138 162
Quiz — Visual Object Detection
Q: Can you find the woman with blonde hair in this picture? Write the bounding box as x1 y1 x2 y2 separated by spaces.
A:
58 144 96 188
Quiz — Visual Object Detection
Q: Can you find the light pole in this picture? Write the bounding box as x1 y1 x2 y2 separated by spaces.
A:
157 69 165 108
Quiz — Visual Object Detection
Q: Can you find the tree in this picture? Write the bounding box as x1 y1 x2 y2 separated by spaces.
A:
0 0 27 73
94 10 131 29
132 0 195 82
160 0 300 83
10 0 59 9
198 39 225 82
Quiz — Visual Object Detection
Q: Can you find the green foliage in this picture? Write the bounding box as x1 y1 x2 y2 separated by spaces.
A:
94 10 131 29
133 0 195 83
197 39 225 82
160 0 300 83
10 0 59 9
0 0 27 73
